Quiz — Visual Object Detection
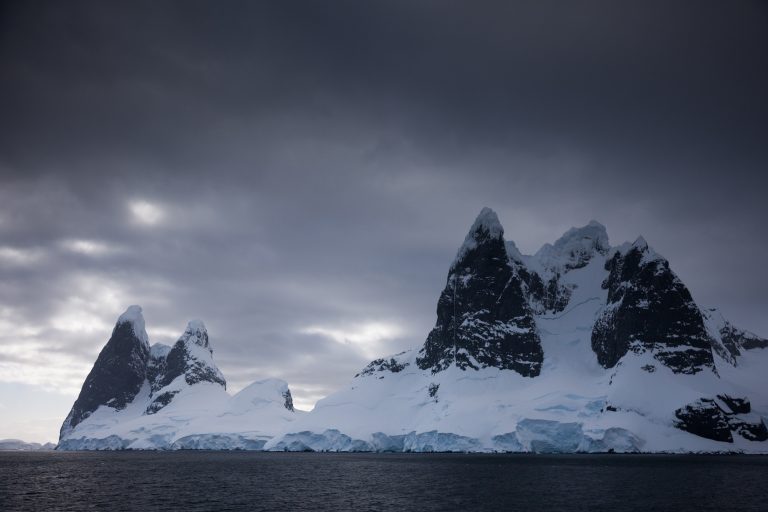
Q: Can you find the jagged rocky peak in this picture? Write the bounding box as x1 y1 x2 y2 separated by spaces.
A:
157 320 226 390
145 319 227 415
116 305 150 345
416 207 543 376
453 206 505 266
181 320 213 352
60 305 151 438
591 237 716 374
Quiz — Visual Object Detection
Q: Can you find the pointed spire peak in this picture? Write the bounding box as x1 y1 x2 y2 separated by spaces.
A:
115 305 148 345
185 319 207 334
117 305 144 324
631 235 665 264
467 206 504 238
632 235 648 250
454 207 505 264
181 319 210 349
611 235 664 265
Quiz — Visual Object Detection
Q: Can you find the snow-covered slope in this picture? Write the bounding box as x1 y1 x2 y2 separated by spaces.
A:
265 208 768 453
58 307 300 450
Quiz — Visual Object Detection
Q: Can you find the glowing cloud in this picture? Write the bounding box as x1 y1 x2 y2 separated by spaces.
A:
0 246 45 266
300 321 403 359
61 239 114 257
129 200 165 225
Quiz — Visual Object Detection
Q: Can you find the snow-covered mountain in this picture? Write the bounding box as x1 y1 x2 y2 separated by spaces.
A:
0 439 56 451
58 307 299 450
59 209 767 452
264 208 768 453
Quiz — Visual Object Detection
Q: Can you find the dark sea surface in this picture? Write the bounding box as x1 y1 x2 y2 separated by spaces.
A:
1 452 767 511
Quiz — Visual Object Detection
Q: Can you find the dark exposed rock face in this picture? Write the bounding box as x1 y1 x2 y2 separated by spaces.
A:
151 322 225 390
718 320 768 359
674 399 734 442
416 208 543 376
145 390 179 415
674 396 768 443
518 267 572 315
283 389 295 411
718 394 751 414
592 239 716 374
147 344 170 393
732 418 768 442
145 321 226 414
60 306 149 438
357 356 409 377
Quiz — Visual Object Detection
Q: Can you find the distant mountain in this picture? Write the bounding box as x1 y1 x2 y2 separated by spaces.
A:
0 439 56 451
58 307 300 450
264 208 768 453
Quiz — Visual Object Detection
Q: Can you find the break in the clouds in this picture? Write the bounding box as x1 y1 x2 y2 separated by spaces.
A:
1 1 766 441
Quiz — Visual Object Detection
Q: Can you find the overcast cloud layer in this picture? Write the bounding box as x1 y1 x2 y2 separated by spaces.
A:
1 1 767 442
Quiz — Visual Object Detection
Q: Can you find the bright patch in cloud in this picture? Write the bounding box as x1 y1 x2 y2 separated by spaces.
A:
0 246 45 266
50 274 127 334
300 321 403 359
146 326 184 343
129 200 165 225
61 239 114 256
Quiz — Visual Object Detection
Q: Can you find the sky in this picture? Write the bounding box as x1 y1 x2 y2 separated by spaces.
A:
1 1 767 443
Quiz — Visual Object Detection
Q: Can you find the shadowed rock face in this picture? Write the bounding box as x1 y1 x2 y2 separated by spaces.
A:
417 210 543 376
145 321 226 414
674 396 768 443
592 242 715 374
154 330 226 390
718 321 768 359
60 314 149 438
283 389 295 412
518 267 572 315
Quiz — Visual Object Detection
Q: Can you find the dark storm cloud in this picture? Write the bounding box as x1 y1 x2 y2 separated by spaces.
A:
1 0 767 430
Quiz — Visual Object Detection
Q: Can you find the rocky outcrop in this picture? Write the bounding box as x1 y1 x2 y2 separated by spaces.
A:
357 355 409 377
674 396 768 443
718 318 768 360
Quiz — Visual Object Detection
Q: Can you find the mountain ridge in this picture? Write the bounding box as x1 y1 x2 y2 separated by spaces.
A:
264 208 768 452
58 308 299 450
58 208 768 452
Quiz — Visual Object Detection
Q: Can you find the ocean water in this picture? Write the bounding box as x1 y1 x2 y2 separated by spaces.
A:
1 452 767 511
